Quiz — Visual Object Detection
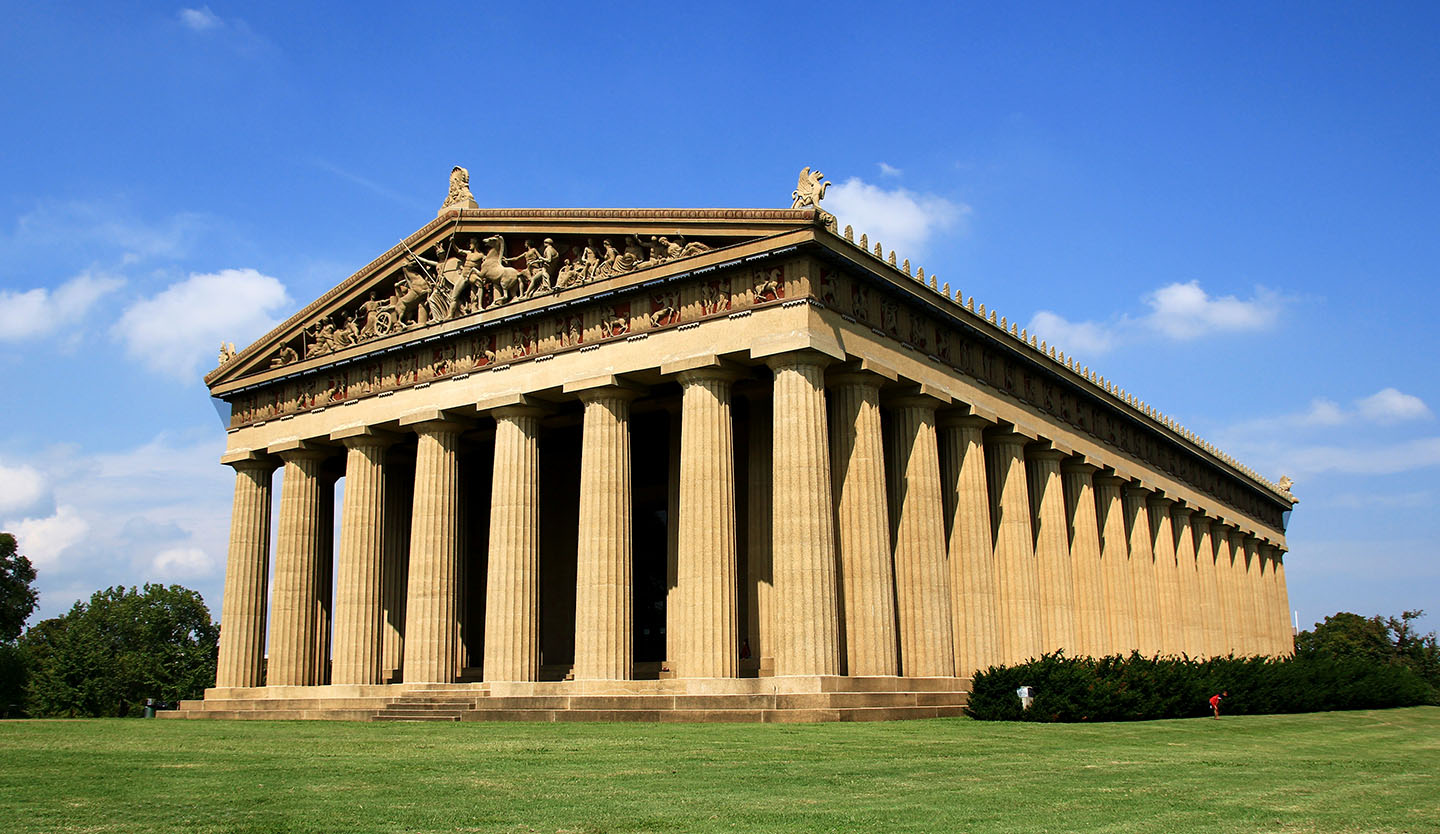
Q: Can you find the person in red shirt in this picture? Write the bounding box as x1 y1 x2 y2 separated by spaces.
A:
1209 691 1228 719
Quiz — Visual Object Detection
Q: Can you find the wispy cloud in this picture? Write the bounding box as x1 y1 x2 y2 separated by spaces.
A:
1028 280 1286 357
177 7 222 31
877 162 903 177
0 273 123 343
113 268 291 381
309 158 427 210
824 176 968 258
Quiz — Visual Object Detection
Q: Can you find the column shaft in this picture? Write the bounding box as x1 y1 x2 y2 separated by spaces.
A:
1124 488 1161 655
1213 527 1240 654
1028 448 1076 655
986 432 1040 665
402 423 463 683
381 458 413 680
1149 497 1180 656
1094 476 1137 654
215 460 276 688
1273 552 1294 655
1172 508 1206 658
767 353 841 676
1238 536 1263 656
574 390 635 680
675 370 738 678
484 407 543 681
744 392 774 672
828 376 899 676
890 399 954 676
332 436 391 685
1061 463 1106 659
1193 517 1223 657
941 417 999 676
269 451 330 686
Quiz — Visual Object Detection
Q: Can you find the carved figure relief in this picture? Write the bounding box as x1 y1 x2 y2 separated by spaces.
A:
650 291 680 328
701 279 730 315
600 304 630 338
753 267 783 303
440 166 479 212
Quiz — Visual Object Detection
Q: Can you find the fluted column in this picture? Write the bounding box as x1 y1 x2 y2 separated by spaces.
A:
1148 496 1180 656
940 415 999 676
401 421 463 683
1124 487 1161 656
269 448 331 686
766 352 840 676
1192 516 1223 657
331 433 393 685
986 430 1040 665
1256 544 1280 656
484 405 543 681
1238 535 1263 657
889 395 954 676
1172 507 1205 658
675 368 739 678
215 458 277 688
1027 446 1076 656
573 387 638 680
1273 550 1294 655
1094 475 1137 654
827 372 898 676
380 455 413 680
744 390 774 673
1061 461 1106 659
1212 526 1240 654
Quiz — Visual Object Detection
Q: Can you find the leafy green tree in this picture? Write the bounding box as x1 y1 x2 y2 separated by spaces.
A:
1387 610 1440 689
1295 612 1395 664
0 533 39 717
23 584 218 717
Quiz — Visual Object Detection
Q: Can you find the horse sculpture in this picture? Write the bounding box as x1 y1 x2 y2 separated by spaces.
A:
477 234 524 307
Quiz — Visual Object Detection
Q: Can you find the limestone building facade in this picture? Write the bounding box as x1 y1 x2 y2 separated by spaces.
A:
178 169 1297 721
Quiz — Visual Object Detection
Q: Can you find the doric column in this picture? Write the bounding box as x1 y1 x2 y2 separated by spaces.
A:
743 389 774 674
380 454 413 681
827 371 898 676
1171 507 1206 658
674 367 739 678
1238 535 1263 657
1148 496 1180 656
665 403 681 672
215 457 277 688
269 447 331 686
1273 549 1294 655
1256 544 1280 656
1093 475 1137 654
1192 515 1223 657
766 352 841 676
986 430 1040 665
1123 486 1161 656
1027 445 1076 655
1061 460 1106 659
1212 526 1240 654
888 393 954 677
331 431 394 685
940 414 999 676
484 404 544 681
573 385 638 680
401 420 464 683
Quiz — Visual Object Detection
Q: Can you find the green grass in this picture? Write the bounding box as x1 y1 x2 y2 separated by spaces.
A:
2 708 1437 833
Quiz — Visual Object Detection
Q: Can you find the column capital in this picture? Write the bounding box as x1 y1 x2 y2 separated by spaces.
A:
330 425 399 448
1191 513 1212 530
563 374 646 401
267 439 333 462
222 451 279 473
398 408 470 434
661 354 743 383
1092 473 1128 489
1171 503 1196 518
1060 457 1098 476
825 358 897 389
763 349 834 373
1024 442 1067 462
983 427 1031 448
476 392 550 419
883 383 950 411
1146 494 1174 511
937 409 994 431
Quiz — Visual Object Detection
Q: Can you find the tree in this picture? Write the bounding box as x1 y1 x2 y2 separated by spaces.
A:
23 584 218 717
1296 609 1440 693
0 533 38 717
0 533 38 643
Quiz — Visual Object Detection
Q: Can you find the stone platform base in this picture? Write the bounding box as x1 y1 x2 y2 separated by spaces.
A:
161 676 970 723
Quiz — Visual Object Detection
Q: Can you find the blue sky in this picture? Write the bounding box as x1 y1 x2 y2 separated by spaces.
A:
2 3 1436 632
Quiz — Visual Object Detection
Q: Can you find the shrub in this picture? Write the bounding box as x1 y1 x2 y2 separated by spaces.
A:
966 652 1435 722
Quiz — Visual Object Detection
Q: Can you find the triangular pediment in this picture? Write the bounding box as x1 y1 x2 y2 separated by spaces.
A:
207 207 824 391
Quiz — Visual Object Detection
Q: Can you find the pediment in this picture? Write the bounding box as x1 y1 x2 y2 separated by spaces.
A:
207 207 822 391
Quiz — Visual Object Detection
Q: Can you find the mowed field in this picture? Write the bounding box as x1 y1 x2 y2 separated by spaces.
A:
2 708 1437 833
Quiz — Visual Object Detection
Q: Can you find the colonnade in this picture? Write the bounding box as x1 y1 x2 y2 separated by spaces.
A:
214 351 1294 689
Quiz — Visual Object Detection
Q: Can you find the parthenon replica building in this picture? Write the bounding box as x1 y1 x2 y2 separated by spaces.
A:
173 167 1298 721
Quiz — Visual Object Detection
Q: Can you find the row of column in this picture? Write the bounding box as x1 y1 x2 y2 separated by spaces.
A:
215 350 1294 688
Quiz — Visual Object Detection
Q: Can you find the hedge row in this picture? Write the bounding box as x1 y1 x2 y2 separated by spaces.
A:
965 652 1437 722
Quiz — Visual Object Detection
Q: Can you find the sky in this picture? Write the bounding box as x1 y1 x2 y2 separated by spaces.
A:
1 3 1436 634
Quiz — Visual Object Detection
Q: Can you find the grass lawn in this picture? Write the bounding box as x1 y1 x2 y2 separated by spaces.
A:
1 708 1437 833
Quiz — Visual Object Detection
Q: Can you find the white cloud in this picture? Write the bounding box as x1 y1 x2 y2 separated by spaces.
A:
5 202 213 265
1356 388 1433 424
0 273 123 342
178 7 223 31
153 547 216 578
1276 436 1440 477
8 505 89 568
113 269 291 381
824 177 967 257
1027 311 1117 355
0 461 50 517
877 162 903 177
1142 280 1281 340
